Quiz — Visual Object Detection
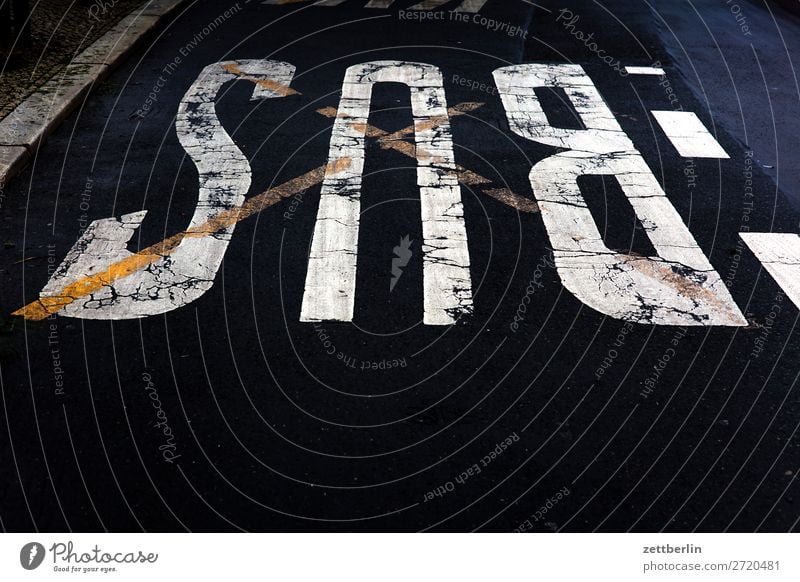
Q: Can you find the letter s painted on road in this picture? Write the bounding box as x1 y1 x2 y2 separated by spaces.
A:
36 60 296 319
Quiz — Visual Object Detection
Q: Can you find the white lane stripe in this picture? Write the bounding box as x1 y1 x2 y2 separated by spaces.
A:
651 110 730 159
301 61 473 325
408 0 451 9
264 0 488 9
625 66 666 75
262 0 348 4
40 60 296 320
494 63 746 326
741 233 800 308
453 0 490 12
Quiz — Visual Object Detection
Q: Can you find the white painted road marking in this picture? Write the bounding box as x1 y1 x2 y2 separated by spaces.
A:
19 58 755 327
451 0 490 12
316 102 532 209
625 66 666 75
301 61 473 325
37 60 296 319
651 110 730 159
494 63 746 326
409 0 453 9
263 0 489 10
741 233 800 309
17 98 503 322
261 0 346 5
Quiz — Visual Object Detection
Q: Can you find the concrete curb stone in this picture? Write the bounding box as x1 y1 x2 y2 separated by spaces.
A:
0 0 188 186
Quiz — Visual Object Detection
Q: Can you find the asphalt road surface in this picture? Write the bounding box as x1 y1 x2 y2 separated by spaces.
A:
1 0 800 532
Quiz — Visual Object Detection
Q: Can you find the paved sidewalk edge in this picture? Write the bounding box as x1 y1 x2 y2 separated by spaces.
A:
0 0 189 187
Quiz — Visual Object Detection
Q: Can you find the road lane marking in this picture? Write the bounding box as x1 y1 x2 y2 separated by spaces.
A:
651 110 730 159
494 63 746 326
262 0 316 4
263 0 489 9
408 0 451 9
740 233 800 309
451 0 490 12
301 61 473 326
624 66 666 75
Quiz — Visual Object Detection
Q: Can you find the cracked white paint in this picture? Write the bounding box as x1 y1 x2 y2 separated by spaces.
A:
651 110 730 159
263 0 347 4
624 66 666 76
451 0 490 12
493 63 746 326
301 61 473 325
40 59 296 319
264 0 487 10
741 233 800 309
408 0 451 9
409 0 487 11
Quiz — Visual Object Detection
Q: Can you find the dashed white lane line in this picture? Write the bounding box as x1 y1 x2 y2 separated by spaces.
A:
740 233 800 309
625 66 666 75
365 0 395 7
301 61 473 326
651 110 730 159
494 63 746 326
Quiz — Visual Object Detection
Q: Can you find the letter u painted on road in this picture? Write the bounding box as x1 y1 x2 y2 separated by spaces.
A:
493 63 746 326
300 61 473 326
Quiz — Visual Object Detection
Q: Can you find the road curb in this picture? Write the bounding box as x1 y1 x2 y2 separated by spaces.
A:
0 0 189 187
